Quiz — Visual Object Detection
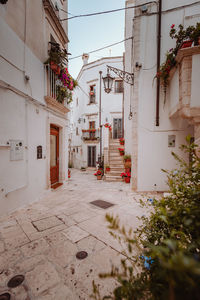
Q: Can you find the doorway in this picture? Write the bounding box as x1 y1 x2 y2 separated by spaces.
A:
113 118 122 139
50 125 59 185
88 146 96 167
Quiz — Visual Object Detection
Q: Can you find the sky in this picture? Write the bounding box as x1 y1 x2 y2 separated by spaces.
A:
67 0 126 78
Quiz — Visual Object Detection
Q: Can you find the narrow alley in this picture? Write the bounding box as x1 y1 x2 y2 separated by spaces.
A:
0 169 155 300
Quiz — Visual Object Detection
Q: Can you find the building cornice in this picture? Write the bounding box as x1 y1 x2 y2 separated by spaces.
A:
43 0 69 45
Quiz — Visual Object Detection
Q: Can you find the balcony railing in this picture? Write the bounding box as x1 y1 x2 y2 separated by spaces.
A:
82 129 100 141
45 64 63 100
44 64 70 114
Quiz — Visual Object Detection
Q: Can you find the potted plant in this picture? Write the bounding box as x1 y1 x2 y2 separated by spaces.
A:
45 42 68 69
94 170 103 180
118 148 124 156
123 154 131 162
105 165 110 172
120 171 131 183
191 22 200 45
119 138 125 145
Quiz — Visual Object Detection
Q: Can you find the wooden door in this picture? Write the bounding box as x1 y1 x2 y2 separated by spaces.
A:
50 125 59 185
113 118 122 139
88 146 96 167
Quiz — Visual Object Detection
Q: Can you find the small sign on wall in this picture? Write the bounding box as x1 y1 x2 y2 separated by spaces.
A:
37 145 42 159
10 140 24 161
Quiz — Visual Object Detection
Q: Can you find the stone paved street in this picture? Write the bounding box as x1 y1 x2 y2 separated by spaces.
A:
0 170 157 300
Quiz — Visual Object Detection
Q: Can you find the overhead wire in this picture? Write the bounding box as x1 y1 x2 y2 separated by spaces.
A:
69 37 133 61
60 1 158 21
60 0 200 21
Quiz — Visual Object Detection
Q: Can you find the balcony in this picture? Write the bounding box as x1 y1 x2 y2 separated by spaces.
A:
169 45 200 155
44 64 70 114
82 129 100 142
169 45 200 121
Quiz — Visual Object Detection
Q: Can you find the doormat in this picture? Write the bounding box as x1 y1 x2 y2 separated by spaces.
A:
90 200 114 209
51 182 63 189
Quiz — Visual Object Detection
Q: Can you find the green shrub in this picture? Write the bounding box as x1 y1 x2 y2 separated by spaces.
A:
91 136 200 300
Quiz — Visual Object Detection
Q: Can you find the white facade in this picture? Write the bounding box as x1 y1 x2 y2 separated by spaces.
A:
0 0 70 216
124 0 200 192
70 56 123 169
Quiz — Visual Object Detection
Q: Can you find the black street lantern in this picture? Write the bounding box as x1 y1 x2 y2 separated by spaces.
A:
102 70 114 94
103 65 134 94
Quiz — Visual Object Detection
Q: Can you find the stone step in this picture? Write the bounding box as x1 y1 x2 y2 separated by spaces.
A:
110 162 124 166
109 144 121 147
109 158 124 162
108 171 123 176
104 175 122 182
110 153 123 156
109 167 124 171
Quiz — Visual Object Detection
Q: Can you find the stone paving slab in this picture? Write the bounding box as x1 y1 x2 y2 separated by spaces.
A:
32 216 63 231
0 169 158 299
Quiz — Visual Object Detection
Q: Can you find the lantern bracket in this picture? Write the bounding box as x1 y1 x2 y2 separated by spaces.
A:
106 65 134 85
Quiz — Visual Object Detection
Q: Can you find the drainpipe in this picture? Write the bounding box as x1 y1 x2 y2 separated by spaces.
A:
122 53 125 138
99 71 102 163
156 0 162 126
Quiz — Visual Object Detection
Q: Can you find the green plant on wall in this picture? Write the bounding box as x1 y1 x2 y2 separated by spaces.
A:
91 136 200 300
157 23 200 92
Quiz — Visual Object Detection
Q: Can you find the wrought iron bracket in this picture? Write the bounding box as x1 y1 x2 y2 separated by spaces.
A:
106 65 134 85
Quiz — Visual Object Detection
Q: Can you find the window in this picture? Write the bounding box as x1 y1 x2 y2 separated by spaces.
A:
114 80 123 93
89 121 95 139
76 147 78 153
89 85 96 103
76 127 79 135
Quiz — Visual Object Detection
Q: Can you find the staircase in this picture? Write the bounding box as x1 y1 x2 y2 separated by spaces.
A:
104 139 124 182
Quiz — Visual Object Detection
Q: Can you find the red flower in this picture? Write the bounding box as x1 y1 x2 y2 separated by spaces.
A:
171 24 175 29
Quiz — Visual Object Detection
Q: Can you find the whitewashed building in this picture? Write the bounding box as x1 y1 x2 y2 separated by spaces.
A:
0 0 71 215
124 0 200 192
70 55 124 170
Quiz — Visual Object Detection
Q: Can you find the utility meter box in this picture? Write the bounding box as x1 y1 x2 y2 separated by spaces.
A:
168 135 176 147
10 140 24 161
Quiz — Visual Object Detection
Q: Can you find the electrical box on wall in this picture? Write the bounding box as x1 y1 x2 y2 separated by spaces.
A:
168 135 176 147
10 140 24 161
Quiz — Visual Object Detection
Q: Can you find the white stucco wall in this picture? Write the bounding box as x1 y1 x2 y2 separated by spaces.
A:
71 57 123 168
125 0 198 191
191 54 200 107
0 1 69 215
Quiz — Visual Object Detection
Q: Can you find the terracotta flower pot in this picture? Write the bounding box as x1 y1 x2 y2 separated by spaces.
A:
180 40 193 49
125 177 130 183
120 141 124 145
50 61 58 72
97 175 102 180
120 152 124 156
